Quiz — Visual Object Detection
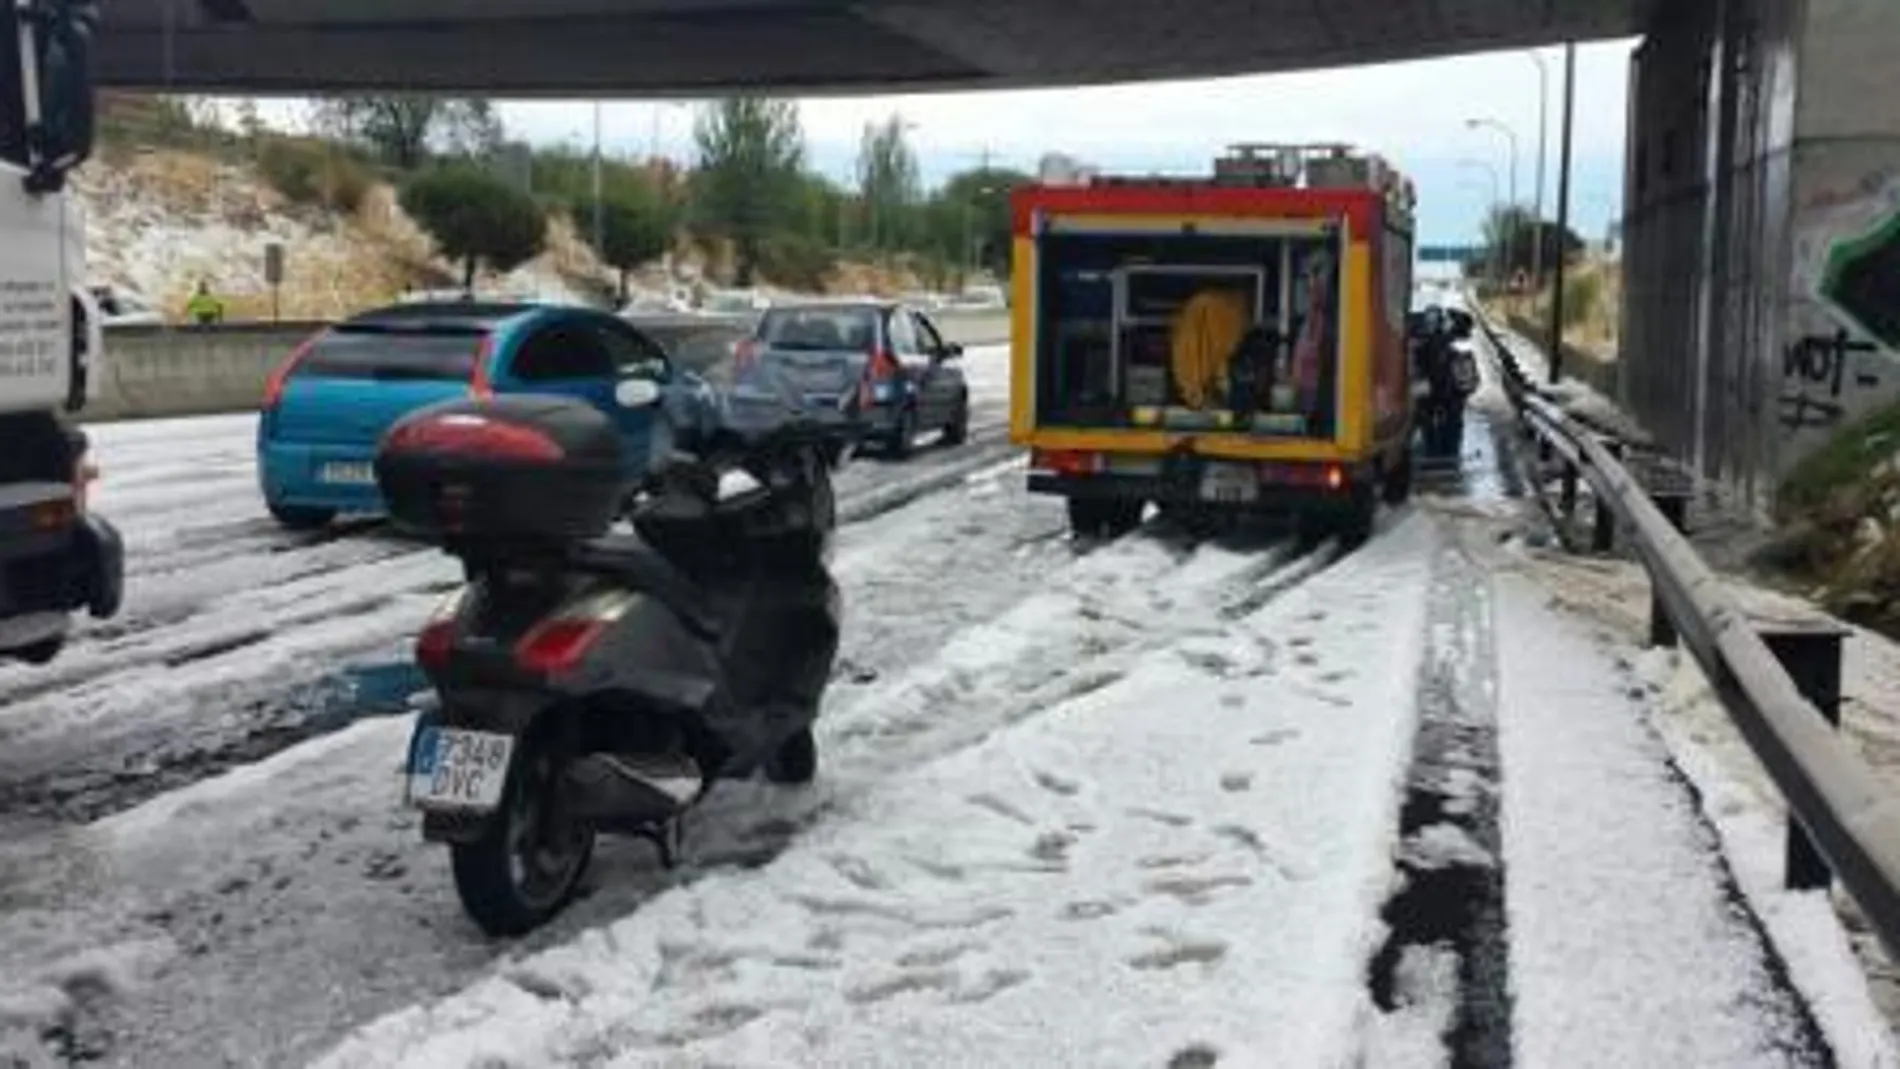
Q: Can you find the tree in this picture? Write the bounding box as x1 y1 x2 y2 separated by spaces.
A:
691 97 806 286
400 168 548 291
437 99 504 160
856 115 921 252
594 188 674 302
1483 205 1585 278
314 95 502 170
934 166 1030 280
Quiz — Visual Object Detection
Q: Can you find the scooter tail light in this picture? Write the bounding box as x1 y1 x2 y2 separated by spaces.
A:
416 619 456 672
515 617 610 676
415 589 467 672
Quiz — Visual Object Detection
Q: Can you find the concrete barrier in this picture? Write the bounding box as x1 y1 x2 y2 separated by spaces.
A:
82 310 1013 423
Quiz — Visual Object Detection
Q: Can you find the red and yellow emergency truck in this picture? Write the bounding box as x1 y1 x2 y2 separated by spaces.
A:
1008 143 1417 541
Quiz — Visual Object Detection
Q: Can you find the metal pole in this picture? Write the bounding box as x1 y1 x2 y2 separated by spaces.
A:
591 102 604 257
1548 42 1577 386
1529 50 1549 290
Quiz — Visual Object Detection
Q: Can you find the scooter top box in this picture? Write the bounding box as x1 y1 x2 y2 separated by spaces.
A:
376 395 627 545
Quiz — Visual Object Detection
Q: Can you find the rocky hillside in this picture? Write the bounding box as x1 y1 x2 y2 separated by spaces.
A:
73 144 938 323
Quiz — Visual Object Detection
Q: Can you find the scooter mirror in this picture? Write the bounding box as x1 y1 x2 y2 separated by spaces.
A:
615 379 662 408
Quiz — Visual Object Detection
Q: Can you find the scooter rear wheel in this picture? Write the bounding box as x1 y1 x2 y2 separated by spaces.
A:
763 727 818 785
450 735 595 937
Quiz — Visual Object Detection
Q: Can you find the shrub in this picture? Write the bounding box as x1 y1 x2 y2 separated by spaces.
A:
400 167 548 289
258 137 372 213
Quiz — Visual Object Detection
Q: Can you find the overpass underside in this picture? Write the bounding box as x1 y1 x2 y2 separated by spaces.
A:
100 0 1652 94
1619 0 1900 513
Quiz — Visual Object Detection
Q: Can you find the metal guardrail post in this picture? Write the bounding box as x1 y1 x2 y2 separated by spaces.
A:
1648 490 1689 647
1760 624 1849 891
1591 440 1622 553
1560 461 1579 516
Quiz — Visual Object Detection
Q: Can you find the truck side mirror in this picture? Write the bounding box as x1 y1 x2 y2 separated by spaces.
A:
22 0 98 194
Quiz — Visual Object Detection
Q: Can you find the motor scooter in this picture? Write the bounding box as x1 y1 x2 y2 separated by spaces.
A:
376 371 851 936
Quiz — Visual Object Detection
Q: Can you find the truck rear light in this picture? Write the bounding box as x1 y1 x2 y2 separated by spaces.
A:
384 414 565 463
1031 449 1102 476
1259 462 1348 490
262 333 320 412
515 618 609 676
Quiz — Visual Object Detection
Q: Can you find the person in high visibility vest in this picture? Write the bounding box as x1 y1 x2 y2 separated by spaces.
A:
185 280 225 325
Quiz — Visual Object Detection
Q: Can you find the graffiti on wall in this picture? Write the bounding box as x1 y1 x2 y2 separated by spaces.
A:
1781 171 1900 446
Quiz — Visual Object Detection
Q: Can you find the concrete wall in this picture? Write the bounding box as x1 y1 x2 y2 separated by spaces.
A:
82 311 1013 423
1620 0 1900 514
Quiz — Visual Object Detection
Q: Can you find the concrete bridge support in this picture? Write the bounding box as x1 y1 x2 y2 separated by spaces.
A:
1620 0 1900 515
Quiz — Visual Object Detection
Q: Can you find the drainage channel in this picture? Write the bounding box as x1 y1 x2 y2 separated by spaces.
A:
1366 537 1513 1067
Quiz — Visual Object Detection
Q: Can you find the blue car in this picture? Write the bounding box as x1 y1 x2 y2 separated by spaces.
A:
257 301 698 529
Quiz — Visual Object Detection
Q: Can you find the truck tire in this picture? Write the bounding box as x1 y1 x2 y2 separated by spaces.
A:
1067 497 1142 538
1339 486 1378 548
1381 450 1414 505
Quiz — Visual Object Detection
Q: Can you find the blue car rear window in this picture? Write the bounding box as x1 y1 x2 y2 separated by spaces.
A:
295 327 487 381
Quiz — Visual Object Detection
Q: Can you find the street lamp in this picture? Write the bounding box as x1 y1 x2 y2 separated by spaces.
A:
1458 159 1503 280
1526 50 1550 287
1467 117 1520 282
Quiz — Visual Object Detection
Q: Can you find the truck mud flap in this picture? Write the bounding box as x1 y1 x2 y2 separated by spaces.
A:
77 514 124 619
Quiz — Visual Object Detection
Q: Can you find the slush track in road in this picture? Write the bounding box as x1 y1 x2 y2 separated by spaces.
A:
0 407 1340 1067
0 382 1020 824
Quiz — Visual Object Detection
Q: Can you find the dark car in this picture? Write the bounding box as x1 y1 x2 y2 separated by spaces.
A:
257 301 700 528
738 300 969 458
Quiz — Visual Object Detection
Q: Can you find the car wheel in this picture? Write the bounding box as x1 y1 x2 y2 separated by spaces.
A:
887 407 918 460
268 502 336 531
942 394 969 446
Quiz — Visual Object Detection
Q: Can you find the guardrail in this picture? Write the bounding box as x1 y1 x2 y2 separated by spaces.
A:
86 309 1012 424
1475 306 1900 964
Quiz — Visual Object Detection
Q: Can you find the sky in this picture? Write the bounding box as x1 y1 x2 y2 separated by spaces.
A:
250 40 1638 248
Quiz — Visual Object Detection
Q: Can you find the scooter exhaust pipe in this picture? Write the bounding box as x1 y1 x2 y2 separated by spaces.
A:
562 753 703 823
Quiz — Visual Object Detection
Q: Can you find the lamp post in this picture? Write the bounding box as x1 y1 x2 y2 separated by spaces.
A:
590 101 604 263
1459 158 1503 281
1467 117 1520 281
1526 50 1550 289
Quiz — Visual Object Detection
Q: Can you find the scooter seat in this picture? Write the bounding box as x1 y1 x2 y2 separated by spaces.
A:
570 534 721 640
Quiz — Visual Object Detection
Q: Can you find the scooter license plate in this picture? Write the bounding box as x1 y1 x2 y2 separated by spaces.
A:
407 727 514 812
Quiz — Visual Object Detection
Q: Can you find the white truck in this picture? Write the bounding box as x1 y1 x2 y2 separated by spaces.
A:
1 0 121 664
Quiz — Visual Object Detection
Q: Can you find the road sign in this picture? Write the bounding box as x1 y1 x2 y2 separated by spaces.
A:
1417 244 1486 263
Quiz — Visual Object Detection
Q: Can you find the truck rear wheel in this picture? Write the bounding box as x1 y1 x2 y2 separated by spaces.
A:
1339 487 1378 548
1067 498 1142 538
1381 451 1414 505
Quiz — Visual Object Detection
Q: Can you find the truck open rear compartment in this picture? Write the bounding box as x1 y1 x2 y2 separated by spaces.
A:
1010 144 1417 542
